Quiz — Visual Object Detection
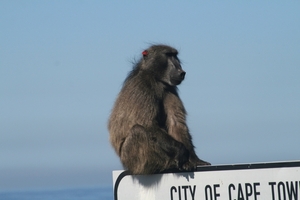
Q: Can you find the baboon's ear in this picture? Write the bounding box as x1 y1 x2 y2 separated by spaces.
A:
142 50 148 57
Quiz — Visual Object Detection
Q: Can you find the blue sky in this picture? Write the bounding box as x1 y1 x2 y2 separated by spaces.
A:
1 1 299 191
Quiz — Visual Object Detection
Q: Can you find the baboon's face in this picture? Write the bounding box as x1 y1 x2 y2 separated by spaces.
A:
163 53 186 86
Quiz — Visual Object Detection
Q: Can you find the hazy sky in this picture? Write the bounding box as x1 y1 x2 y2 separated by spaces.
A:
1 1 299 191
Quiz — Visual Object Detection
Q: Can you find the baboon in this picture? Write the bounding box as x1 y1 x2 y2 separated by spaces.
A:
108 44 210 175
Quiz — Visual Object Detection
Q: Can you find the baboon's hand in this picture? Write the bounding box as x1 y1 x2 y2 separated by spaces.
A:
196 159 211 166
182 158 211 172
181 161 196 171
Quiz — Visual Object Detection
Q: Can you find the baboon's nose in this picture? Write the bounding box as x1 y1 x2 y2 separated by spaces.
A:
180 71 186 80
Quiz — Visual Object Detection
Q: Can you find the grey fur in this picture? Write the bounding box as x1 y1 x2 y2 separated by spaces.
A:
108 45 210 174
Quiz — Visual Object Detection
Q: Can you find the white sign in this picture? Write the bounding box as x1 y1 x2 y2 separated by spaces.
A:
113 161 300 200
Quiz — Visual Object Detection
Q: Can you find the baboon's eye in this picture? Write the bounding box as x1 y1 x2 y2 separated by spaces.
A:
166 52 176 57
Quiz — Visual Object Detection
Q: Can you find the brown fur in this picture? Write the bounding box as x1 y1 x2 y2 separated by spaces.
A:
108 45 210 174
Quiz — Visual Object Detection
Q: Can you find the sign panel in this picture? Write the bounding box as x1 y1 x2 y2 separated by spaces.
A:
113 161 300 200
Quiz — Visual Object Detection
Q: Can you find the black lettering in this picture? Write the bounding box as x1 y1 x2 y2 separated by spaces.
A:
237 183 245 200
278 182 286 200
229 184 235 200
286 181 298 200
182 186 188 200
214 184 220 200
189 185 196 200
245 183 253 200
170 186 177 200
205 185 213 200
178 186 181 200
269 182 277 200
253 182 260 200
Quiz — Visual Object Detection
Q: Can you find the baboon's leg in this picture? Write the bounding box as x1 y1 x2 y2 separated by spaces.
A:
120 124 189 174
